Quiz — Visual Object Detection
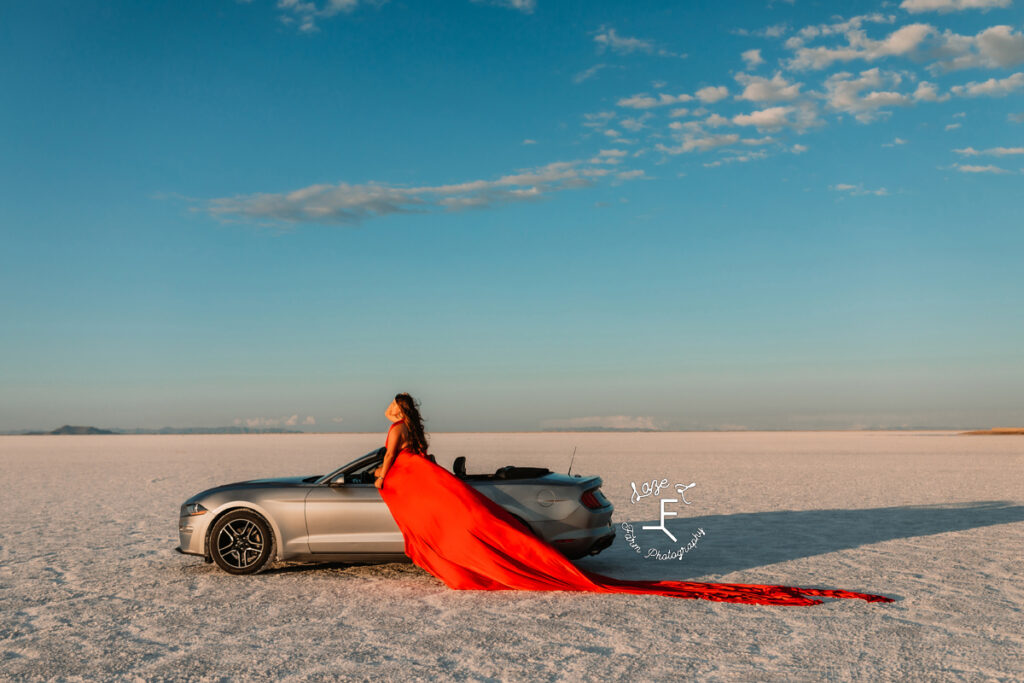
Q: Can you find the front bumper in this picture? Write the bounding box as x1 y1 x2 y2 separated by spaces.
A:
178 514 211 557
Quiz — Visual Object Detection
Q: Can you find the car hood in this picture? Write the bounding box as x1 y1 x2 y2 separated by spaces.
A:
187 475 319 501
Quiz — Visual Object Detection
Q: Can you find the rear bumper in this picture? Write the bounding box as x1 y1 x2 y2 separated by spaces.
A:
549 522 615 559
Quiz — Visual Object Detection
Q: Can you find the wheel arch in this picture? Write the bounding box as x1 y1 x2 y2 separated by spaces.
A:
204 502 282 562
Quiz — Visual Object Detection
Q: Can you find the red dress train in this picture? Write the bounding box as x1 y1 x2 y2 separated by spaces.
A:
378 423 894 606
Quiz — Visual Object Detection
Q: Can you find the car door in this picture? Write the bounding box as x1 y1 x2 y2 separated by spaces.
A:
304 478 404 554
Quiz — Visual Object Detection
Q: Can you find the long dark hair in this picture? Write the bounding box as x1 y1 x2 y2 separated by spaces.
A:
395 392 429 454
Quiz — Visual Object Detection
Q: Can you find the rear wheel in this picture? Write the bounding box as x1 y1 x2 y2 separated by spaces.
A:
209 510 273 575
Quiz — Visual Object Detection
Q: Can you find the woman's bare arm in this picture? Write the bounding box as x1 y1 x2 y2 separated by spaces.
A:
375 423 407 488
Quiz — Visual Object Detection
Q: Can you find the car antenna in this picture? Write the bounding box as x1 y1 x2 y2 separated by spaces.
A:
568 446 577 476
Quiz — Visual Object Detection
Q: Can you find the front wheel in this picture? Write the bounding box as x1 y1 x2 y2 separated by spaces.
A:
209 510 273 575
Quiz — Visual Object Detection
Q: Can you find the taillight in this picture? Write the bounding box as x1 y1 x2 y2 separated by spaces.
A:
580 487 608 509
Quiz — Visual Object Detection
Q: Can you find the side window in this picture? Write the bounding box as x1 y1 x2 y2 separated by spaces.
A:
340 455 384 485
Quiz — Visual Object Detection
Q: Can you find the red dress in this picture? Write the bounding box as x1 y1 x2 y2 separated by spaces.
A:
378 421 894 606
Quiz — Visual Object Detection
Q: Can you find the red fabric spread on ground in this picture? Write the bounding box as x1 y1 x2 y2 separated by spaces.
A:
378 422 895 606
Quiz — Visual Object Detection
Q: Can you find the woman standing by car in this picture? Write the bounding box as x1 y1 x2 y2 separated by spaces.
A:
371 392 894 605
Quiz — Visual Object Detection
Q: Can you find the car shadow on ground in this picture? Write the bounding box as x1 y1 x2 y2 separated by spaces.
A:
245 500 1023 585
574 500 1024 582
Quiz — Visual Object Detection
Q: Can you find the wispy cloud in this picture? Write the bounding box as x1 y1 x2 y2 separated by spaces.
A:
950 72 1024 96
540 415 660 430
207 159 644 225
617 92 693 109
573 63 608 84
233 414 316 428
786 21 933 71
733 23 789 38
831 183 890 196
593 25 683 57
656 133 741 154
471 0 535 13
734 72 803 102
954 145 1024 156
950 163 1012 172
900 0 1011 13
276 0 371 33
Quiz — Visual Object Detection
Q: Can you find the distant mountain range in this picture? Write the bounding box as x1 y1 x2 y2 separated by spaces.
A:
7 425 303 435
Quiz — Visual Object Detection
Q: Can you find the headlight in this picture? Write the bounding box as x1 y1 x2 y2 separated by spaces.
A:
181 503 208 516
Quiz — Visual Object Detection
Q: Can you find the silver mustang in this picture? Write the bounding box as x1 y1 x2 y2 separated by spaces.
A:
176 447 616 574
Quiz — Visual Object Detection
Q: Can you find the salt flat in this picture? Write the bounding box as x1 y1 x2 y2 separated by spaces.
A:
1 432 1022 681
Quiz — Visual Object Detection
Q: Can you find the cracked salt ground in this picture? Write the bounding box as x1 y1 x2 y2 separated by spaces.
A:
1 432 1022 680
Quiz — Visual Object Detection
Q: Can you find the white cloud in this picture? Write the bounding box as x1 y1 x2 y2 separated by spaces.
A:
913 81 950 101
882 137 908 146
669 107 691 117
582 111 615 129
522 138 537 145
471 0 535 13
928 25 1024 72
590 148 628 164
824 68 913 122
950 72 1024 96
207 159 644 225
954 145 1024 155
952 163 1012 172
276 0 362 33
619 113 653 131
696 85 730 103
789 13 896 46
656 133 741 154
616 169 646 180
593 26 681 57
734 23 789 38
331 416 345 423
945 122 962 130
237 414 315 429
742 48 765 68
573 64 608 84
786 22 934 70
791 143 809 153
831 183 890 195
617 92 693 109
731 106 794 131
703 150 770 167
901 0 1011 12
540 415 660 430
1009 112 1024 123
734 72 803 102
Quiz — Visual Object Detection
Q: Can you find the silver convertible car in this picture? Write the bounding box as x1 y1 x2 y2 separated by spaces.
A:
176 447 616 574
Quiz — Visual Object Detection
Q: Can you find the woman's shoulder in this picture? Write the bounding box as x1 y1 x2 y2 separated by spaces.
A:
387 419 410 439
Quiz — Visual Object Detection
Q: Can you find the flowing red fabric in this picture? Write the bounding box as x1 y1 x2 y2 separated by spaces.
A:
378 422 894 606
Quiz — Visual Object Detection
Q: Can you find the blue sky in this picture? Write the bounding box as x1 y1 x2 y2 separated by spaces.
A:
1 0 1022 431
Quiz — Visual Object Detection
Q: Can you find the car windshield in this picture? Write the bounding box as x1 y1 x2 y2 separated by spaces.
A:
315 447 385 484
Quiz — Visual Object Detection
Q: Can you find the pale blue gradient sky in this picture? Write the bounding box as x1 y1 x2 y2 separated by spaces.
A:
1 0 1022 431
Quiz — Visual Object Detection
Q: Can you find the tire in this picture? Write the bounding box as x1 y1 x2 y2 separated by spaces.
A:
209 509 274 575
